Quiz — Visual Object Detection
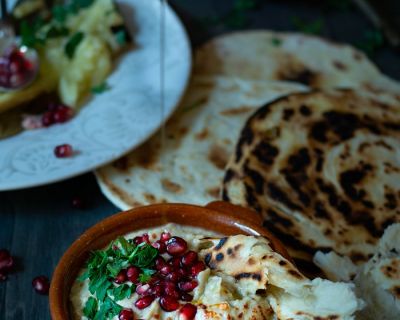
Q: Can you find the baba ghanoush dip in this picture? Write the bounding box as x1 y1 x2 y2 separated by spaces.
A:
70 223 364 320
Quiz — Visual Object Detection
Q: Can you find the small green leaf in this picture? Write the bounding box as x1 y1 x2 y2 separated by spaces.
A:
111 284 133 301
115 30 127 46
129 243 158 268
91 82 111 94
83 297 98 319
46 25 69 39
271 37 282 47
65 31 85 59
139 268 156 283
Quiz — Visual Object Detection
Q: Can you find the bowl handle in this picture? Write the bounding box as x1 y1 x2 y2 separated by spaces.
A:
205 201 263 226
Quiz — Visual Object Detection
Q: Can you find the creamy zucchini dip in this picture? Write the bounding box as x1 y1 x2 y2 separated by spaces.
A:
70 223 363 320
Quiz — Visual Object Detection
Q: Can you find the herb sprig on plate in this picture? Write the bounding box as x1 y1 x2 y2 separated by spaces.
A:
78 237 158 320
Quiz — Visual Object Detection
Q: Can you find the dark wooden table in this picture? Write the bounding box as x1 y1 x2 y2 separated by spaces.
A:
1 1 399 319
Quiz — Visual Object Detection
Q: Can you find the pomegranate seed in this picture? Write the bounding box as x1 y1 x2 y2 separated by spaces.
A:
177 268 188 278
136 283 150 295
135 295 155 309
53 106 73 123
160 232 171 242
160 295 180 312
159 264 172 275
179 303 197 320
147 276 160 286
54 144 74 158
180 292 193 302
0 272 7 281
181 251 198 267
126 266 140 283
178 280 198 292
132 236 143 245
114 270 127 284
119 309 134 320
169 257 181 268
163 281 179 299
166 237 187 256
155 256 167 270
0 249 14 271
165 271 180 283
72 196 85 209
151 283 163 297
32 276 50 295
190 261 206 277
152 240 166 253
142 234 150 243
42 112 55 127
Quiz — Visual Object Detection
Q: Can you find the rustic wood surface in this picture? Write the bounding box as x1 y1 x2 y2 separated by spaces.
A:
1 0 399 319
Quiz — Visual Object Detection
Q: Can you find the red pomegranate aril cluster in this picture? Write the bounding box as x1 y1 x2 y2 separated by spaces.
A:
32 275 50 295
54 144 74 158
0 46 35 88
126 233 201 319
0 249 14 281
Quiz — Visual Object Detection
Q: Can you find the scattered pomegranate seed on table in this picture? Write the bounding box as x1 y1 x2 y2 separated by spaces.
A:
71 196 85 209
32 276 50 295
54 144 74 158
0 249 14 282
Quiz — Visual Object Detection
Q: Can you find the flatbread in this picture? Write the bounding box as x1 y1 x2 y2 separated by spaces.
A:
199 235 363 319
194 30 400 95
314 223 400 320
222 90 400 264
95 76 307 209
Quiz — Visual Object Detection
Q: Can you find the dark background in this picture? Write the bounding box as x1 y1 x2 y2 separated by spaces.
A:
1 0 399 319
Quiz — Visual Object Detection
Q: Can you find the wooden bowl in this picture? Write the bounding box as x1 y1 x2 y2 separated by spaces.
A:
49 201 289 319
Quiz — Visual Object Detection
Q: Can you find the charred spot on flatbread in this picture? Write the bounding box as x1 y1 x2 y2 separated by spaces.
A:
224 90 400 268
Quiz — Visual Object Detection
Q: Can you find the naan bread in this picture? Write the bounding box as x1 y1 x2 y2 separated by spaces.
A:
194 30 400 95
223 90 400 264
200 235 363 319
314 223 400 320
95 76 307 209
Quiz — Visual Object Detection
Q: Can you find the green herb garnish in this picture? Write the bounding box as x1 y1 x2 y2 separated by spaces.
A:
91 82 111 94
115 30 128 46
65 31 85 59
271 37 282 47
291 17 324 35
79 237 158 320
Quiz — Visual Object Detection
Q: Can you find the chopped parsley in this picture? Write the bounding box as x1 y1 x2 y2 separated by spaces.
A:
19 0 95 49
271 37 282 47
65 31 85 59
91 82 111 94
79 237 158 320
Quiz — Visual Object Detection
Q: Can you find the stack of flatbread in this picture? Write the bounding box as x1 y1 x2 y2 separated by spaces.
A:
96 31 400 318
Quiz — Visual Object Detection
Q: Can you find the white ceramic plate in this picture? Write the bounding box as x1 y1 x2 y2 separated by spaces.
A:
0 0 191 191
